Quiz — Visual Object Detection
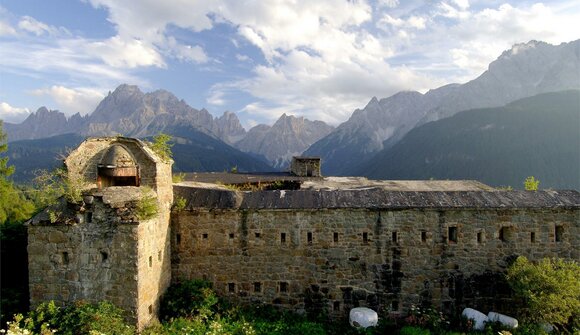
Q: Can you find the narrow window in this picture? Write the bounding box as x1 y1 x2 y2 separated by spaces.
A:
362 232 368 244
176 233 181 245
254 282 262 292
392 231 398 243
391 301 399 311
62 252 69 265
149 256 152 267
279 282 288 293
333 232 339 243
499 227 512 242
148 305 153 315
255 232 261 238
86 212 93 223
202 233 208 239
333 301 341 311
280 232 286 243
421 231 427 242
307 232 313 244
530 232 536 243
228 282 236 293
555 226 564 242
100 251 108 263
158 250 162 261
229 233 235 239
477 232 483 243
448 226 458 243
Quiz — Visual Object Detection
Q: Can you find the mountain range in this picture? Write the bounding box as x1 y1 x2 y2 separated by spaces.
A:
4 85 333 169
304 40 580 175
2 39 579 189
356 90 580 190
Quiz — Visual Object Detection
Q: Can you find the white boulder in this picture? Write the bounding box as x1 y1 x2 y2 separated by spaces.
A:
462 308 488 330
349 307 378 328
488 311 518 328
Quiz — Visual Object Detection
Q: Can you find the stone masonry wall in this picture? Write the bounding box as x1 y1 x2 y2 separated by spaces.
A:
27 199 140 320
171 207 579 317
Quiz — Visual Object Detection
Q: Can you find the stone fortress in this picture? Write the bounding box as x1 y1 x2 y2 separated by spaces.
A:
27 137 579 330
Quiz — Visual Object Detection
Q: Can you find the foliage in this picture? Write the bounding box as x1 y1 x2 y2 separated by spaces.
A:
5 301 134 335
230 166 238 174
523 176 539 191
172 196 187 211
29 168 87 207
172 172 186 183
0 122 35 224
400 326 431 335
150 133 173 162
159 279 218 321
135 187 159 220
506 256 580 328
405 305 450 333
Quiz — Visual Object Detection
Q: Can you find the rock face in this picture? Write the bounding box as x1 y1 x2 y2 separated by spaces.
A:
234 113 334 169
3 85 247 144
4 107 87 142
304 39 580 175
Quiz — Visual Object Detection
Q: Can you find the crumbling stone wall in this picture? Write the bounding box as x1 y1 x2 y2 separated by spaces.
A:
28 137 173 330
28 194 140 320
171 207 578 317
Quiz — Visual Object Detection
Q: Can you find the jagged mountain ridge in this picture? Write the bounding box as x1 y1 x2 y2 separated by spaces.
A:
234 113 334 169
355 90 580 190
304 39 580 175
4 84 333 171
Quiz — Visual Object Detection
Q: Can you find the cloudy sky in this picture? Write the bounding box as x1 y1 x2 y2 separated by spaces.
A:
0 0 578 127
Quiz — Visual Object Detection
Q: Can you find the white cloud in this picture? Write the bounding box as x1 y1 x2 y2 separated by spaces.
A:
17 16 66 36
0 102 30 123
378 0 399 8
30 86 105 116
85 36 166 68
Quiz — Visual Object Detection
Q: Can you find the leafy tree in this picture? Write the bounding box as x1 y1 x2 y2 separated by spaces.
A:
0 121 34 224
523 176 539 191
506 256 580 329
150 133 173 162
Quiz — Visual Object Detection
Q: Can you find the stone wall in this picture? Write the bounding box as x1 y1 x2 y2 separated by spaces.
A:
29 137 173 330
28 196 140 321
171 207 579 317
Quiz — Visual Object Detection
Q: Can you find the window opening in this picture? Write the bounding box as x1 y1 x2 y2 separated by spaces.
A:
448 226 458 243
307 232 313 244
555 226 564 242
280 232 286 243
254 282 262 292
421 231 427 242
333 232 339 243
279 282 288 293
392 231 398 243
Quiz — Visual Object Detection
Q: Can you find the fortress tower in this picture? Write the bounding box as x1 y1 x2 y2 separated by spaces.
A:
27 137 172 329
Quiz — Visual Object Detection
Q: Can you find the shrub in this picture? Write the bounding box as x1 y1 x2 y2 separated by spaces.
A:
136 187 159 220
6 301 134 335
523 176 539 191
506 256 580 329
399 326 431 335
172 196 187 211
159 279 218 320
150 133 173 162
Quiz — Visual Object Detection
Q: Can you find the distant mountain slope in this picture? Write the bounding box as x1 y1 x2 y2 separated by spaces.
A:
5 133 84 182
305 39 580 175
354 91 580 190
6 127 272 183
163 125 272 173
234 114 334 169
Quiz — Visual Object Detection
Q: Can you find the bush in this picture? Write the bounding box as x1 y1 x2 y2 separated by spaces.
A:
159 279 218 320
6 301 135 335
506 256 580 329
400 326 431 335
136 187 159 220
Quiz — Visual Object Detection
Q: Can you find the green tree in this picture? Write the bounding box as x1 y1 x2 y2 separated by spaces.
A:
150 133 173 162
506 256 580 328
0 121 35 224
523 176 539 191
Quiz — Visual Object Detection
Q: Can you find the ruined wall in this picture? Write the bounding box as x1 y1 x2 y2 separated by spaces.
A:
171 207 579 317
29 137 173 330
27 196 140 320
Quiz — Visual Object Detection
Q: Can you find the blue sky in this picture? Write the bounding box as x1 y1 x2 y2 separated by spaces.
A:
0 0 578 128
